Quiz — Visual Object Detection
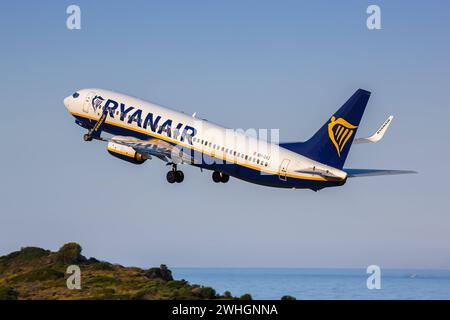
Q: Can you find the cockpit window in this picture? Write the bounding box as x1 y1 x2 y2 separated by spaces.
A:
72 92 80 98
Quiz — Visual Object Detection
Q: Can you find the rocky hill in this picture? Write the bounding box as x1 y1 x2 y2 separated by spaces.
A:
0 243 251 300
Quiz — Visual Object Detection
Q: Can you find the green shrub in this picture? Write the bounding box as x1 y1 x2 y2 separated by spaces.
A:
192 286 216 299
90 261 114 271
54 243 85 264
281 295 296 300
0 286 19 300
132 287 158 300
10 267 64 283
0 247 49 271
85 276 120 287
239 293 253 300
166 280 188 289
173 287 196 300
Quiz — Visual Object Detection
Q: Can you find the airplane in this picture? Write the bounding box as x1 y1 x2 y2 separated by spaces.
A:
63 88 415 191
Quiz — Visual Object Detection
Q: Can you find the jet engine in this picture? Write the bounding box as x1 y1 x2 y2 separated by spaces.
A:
107 141 147 165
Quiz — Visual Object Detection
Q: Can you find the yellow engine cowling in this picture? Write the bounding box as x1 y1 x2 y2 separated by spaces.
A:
107 142 147 165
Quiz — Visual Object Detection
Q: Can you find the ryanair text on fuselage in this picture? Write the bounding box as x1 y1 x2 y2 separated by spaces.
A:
102 98 197 145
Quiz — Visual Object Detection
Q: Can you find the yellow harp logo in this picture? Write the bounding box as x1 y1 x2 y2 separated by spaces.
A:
328 116 358 157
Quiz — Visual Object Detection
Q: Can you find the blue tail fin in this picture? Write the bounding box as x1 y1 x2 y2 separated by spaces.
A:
281 89 371 169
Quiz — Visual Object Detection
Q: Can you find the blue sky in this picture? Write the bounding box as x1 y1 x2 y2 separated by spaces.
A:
0 1 449 268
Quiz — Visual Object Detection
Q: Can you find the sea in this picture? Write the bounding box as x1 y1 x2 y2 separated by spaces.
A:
172 268 450 300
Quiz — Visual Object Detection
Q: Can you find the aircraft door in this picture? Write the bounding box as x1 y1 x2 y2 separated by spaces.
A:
279 159 290 181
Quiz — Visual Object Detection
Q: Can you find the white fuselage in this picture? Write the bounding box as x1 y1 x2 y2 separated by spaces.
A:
64 88 346 188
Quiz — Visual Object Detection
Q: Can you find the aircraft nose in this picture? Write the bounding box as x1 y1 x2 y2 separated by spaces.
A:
64 96 71 109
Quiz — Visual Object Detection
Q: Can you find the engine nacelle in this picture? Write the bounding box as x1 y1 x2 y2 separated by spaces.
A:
107 142 147 165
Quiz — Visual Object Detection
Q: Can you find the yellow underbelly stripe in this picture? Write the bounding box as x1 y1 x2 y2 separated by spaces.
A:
71 112 340 182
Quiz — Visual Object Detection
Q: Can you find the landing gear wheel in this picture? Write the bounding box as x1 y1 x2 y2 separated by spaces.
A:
83 133 93 142
220 173 229 183
166 171 176 184
212 171 229 183
212 171 222 183
175 171 184 183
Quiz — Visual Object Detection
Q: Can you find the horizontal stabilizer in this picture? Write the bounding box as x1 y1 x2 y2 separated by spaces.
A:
295 169 345 180
344 168 417 178
353 115 394 144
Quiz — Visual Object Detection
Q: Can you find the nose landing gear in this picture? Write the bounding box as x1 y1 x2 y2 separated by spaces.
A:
83 133 93 142
83 106 109 142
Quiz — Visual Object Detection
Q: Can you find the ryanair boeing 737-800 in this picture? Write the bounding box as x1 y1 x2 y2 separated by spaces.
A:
63 88 415 190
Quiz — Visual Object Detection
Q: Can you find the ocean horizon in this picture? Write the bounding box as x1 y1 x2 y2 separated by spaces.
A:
172 268 450 300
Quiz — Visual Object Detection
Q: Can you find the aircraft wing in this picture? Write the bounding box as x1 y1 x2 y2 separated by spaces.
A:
353 115 394 144
343 168 417 178
105 136 193 164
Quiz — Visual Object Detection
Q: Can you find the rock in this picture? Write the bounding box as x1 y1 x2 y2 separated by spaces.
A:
159 264 173 281
54 243 86 264
144 264 173 281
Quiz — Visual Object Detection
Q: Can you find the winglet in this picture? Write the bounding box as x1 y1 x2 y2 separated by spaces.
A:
353 115 394 144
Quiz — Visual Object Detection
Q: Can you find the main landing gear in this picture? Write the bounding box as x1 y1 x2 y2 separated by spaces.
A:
166 164 184 184
212 171 229 183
